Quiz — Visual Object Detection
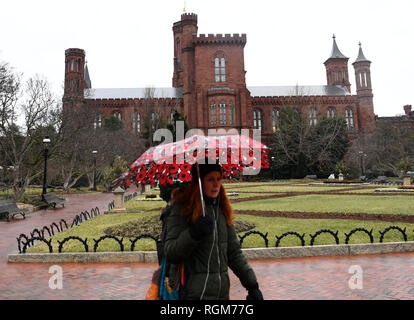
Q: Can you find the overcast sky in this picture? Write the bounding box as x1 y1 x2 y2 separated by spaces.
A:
1 0 413 116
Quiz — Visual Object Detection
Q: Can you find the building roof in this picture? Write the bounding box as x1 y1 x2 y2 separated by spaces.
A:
84 87 184 99
326 35 348 60
248 85 351 97
354 42 371 63
84 85 351 99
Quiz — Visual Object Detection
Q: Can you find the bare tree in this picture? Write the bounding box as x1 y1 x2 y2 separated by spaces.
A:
0 61 59 199
357 122 414 176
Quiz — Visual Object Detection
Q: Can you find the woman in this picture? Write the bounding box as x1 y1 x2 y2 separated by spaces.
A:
164 161 263 300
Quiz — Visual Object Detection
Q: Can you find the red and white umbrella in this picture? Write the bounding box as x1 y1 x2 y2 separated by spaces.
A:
126 134 269 186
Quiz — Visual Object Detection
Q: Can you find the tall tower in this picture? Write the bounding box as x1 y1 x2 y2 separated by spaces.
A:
63 48 90 109
353 42 375 130
172 13 198 89
172 13 198 127
324 35 351 92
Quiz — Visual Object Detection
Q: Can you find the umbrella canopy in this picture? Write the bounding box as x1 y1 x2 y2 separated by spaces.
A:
126 134 269 186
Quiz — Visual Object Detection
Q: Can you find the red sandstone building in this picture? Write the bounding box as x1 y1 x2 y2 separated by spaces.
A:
63 13 383 145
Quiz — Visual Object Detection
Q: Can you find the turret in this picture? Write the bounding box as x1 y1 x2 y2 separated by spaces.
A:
352 42 375 130
324 35 351 92
352 42 372 96
172 13 198 88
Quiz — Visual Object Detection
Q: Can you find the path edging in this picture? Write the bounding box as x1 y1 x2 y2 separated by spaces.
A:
7 241 414 263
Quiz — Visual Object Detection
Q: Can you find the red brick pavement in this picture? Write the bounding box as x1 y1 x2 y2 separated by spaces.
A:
1 188 414 300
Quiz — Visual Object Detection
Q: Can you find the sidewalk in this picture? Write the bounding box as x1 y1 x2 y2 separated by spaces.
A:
1 189 414 300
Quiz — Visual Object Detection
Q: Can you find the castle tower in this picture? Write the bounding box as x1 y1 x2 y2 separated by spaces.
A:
172 13 198 127
353 42 375 130
324 35 351 92
172 13 198 89
63 48 90 109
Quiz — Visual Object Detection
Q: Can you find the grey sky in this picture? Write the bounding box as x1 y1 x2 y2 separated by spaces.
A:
1 0 413 117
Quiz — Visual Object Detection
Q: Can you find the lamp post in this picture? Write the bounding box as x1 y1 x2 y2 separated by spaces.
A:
92 150 98 191
271 156 275 180
42 135 51 200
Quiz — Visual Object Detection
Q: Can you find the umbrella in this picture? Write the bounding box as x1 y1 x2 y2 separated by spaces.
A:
110 171 130 189
129 135 269 183
123 134 269 216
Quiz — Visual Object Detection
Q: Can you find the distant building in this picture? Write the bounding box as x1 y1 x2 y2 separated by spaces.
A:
62 13 412 145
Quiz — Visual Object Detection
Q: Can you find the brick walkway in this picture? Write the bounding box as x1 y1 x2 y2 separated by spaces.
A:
1 189 414 300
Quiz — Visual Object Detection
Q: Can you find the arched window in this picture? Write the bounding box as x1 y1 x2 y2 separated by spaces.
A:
176 39 181 69
253 109 262 131
345 109 354 130
113 111 122 121
78 59 81 72
334 69 339 82
71 59 75 72
210 104 217 125
309 108 318 126
327 107 336 118
215 53 226 82
151 112 160 130
342 69 346 82
219 104 227 125
229 104 234 125
94 113 102 129
132 111 141 134
272 109 280 133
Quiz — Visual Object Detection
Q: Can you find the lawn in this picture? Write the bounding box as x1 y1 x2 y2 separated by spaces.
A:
26 211 161 253
232 194 414 215
234 214 414 248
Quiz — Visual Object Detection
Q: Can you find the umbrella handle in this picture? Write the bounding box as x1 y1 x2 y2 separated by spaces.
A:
196 162 206 217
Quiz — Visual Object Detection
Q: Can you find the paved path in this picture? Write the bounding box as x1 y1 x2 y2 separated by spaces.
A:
1 189 414 300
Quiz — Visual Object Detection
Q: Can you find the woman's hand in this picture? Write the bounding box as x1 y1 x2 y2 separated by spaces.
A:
189 215 214 241
246 283 264 300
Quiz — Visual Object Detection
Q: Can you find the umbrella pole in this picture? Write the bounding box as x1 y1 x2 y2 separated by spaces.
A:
196 162 206 217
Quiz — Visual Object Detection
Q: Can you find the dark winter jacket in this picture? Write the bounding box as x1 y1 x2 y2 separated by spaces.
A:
164 195 258 300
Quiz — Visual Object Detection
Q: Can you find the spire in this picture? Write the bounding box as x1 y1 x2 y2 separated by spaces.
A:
84 62 91 88
354 42 371 63
328 34 347 59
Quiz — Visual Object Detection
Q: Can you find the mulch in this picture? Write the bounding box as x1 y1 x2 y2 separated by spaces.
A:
235 209 414 224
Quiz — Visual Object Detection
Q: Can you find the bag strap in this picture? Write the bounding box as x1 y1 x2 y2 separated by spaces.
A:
180 262 185 287
159 260 167 294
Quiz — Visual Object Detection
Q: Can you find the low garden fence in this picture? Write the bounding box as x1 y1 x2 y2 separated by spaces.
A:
16 225 412 254
16 191 140 254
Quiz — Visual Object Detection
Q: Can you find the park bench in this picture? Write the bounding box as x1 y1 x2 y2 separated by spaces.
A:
0 199 28 222
43 193 66 209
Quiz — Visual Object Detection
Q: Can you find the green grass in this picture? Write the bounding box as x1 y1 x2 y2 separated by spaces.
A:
234 214 414 248
232 194 414 215
0 187 104 199
26 211 161 253
125 195 166 212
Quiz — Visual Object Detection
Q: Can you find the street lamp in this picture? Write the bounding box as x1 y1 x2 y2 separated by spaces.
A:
92 150 98 191
42 135 51 200
271 156 275 180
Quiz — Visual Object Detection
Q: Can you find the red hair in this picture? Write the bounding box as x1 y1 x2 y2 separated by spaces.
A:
171 184 234 226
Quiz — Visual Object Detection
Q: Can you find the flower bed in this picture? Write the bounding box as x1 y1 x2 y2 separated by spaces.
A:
323 180 363 184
